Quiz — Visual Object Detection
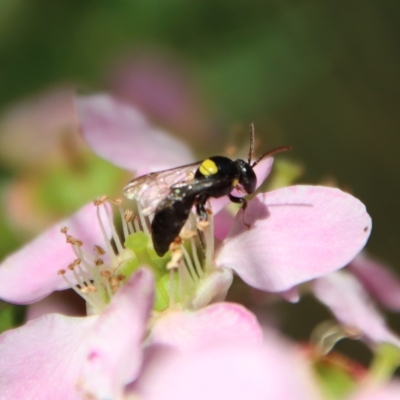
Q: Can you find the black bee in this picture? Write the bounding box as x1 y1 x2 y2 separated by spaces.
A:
124 124 289 256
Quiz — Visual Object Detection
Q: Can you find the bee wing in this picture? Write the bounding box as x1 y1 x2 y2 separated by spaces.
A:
123 162 202 216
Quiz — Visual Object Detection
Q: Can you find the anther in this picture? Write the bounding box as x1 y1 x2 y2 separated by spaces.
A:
80 285 97 294
94 245 106 256
65 235 83 246
93 195 109 206
110 277 120 291
112 198 123 206
170 237 183 249
167 248 183 270
180 230 197 239
197 220 210 231
124 209 134 223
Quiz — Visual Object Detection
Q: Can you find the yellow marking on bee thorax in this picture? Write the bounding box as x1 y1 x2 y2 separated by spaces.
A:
232 178 239 187
199 159 218 176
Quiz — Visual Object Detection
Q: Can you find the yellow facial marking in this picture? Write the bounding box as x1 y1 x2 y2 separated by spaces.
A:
199 159 218 176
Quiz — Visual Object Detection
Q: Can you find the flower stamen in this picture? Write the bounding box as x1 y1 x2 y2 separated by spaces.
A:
94 198 116 259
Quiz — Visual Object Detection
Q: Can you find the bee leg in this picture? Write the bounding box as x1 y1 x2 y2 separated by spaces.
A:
195 194 210 255
228 195 250 228
196 194 209 221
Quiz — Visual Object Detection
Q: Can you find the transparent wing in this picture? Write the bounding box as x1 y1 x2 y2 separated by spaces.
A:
123 162 201 216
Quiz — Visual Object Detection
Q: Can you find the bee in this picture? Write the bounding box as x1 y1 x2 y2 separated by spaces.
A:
124 124 290 256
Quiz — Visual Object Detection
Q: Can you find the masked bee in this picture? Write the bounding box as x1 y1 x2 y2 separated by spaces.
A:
124 124 290 256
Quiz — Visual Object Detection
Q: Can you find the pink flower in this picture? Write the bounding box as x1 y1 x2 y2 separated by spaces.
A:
0 94 375 399
1 268 311 400
78 94 372 295
0 94 372 325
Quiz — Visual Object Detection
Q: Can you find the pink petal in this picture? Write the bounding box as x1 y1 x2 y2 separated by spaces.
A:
312 271 400 347
0 313 96 400
350 382 400 400
348 253 400 312
80 268 154 400
210 157 274 215
149 302 262 352
278 286 300 303
0 202 110 304
250 287 300 305
109 54 210 140
190 267 233 309
0 88 78 167
76 94 195 173
213 208 235 241
216 185 372 292
139 332 320 400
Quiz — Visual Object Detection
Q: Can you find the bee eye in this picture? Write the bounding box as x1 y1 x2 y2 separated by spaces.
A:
235 159 257 194
239 163 257 194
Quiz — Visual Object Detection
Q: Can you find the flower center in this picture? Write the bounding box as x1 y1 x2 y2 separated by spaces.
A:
57 196 229 315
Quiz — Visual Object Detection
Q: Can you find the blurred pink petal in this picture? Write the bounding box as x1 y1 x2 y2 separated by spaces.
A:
348 253 400 312
76 94 195 173
149 302 262 352
313 271 400 347
109 54 210 142
217 186 371 292
0 202 110 304
0 88 79 167
349 382 400 400
80 268 154 400
0 313 96 400
278 286 300 303
138 332 320 400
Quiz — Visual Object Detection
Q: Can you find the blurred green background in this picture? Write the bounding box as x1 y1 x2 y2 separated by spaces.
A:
0 0 399 348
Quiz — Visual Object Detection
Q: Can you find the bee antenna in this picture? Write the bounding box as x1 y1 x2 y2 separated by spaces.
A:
247 122 255 164
251 145 292 168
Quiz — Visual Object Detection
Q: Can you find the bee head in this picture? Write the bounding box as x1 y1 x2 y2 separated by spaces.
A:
235 159 257 194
